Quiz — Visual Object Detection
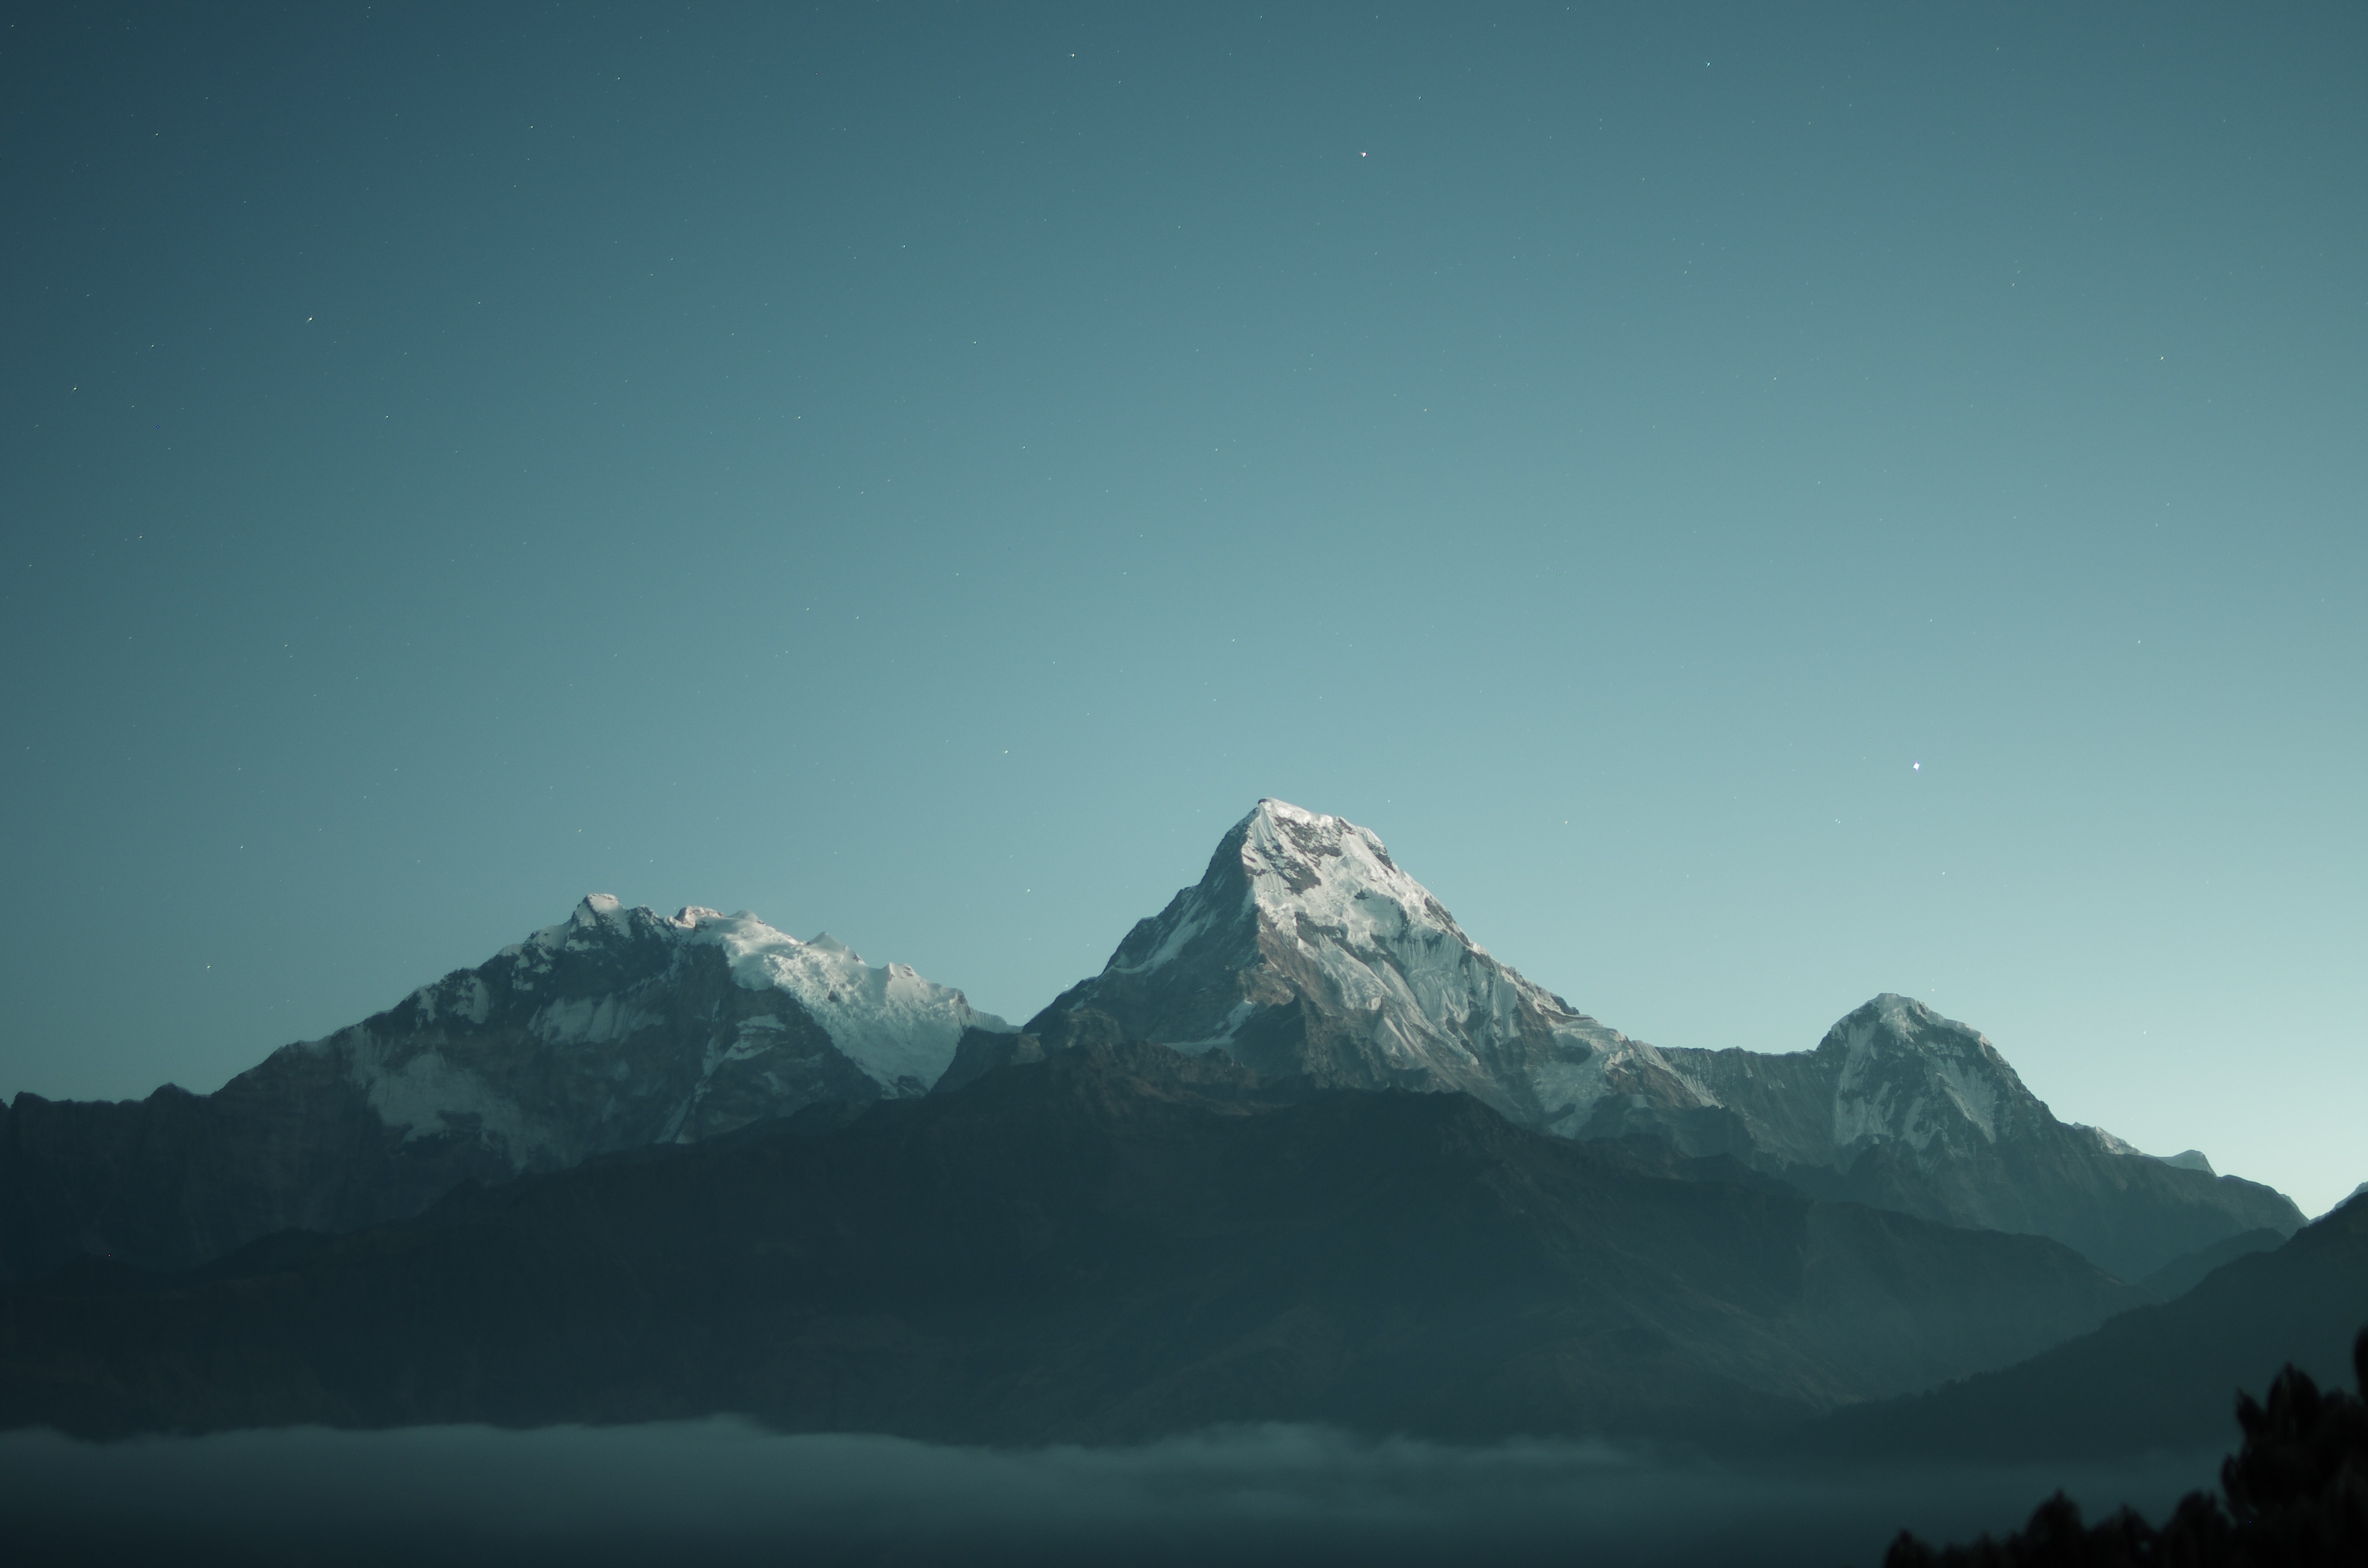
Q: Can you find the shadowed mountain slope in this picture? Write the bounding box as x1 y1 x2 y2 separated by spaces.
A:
0 1043 2134 1445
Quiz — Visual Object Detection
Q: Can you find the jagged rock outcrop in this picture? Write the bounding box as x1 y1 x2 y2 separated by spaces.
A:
0 897 1008 1279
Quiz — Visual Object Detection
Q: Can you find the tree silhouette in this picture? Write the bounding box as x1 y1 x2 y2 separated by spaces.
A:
1884 1327 2368 1567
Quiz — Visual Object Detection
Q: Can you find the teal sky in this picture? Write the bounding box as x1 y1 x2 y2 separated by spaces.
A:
4 4 2361 1215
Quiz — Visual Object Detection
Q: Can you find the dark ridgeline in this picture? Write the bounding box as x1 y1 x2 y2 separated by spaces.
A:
1883 1327 2368 1567
0 1040 2135 1444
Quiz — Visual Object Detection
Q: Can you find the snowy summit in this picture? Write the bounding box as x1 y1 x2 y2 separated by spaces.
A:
1024 799 1706 1134
343 894 1011 1169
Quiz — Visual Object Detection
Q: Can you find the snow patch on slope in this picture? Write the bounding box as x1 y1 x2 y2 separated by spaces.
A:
360 1047 555 1161
531 993 664 1048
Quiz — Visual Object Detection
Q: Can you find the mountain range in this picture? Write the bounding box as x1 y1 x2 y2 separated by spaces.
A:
0 799 2337 1451
0 1040 2139 1443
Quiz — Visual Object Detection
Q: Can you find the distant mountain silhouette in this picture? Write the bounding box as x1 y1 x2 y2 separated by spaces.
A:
2137 1228 2289 1304
1814 1194 2368 1462
0 1042 2134 1444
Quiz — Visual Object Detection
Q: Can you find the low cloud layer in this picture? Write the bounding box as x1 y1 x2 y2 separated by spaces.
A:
0 1421 2220 1568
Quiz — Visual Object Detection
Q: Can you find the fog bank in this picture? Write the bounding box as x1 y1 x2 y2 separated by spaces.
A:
0 1421 2220 1568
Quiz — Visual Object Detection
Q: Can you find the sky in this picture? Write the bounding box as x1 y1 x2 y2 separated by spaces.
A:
2 2 2362 1216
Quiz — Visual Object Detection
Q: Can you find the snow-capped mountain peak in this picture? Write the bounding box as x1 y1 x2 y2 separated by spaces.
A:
1030 800 1704 1131
343 896 1011 1171
1658 994 2304 1277
1825 992 2026 1152
1234 798 1483 956
1658 993 2047 1170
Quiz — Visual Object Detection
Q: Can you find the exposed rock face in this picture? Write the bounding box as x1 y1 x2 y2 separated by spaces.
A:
0 897 1008 1279
1660 996 2305 1282
0 1041 2139 1445
1022 799 1714 1139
